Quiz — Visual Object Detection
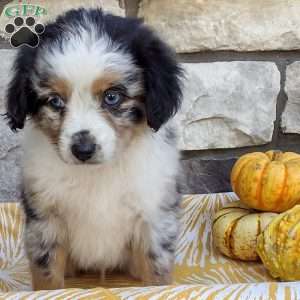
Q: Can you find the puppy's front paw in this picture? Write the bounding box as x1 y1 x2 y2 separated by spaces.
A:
129 249 175 286
30 245 67 290
142 271 173 286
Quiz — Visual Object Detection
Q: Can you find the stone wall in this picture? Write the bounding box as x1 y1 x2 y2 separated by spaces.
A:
130 0 300 193
0 1 300 200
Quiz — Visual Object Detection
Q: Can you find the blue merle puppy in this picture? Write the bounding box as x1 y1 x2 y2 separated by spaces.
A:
5 8 183 290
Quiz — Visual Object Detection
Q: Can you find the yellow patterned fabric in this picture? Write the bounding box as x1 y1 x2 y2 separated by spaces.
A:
0 193 299 299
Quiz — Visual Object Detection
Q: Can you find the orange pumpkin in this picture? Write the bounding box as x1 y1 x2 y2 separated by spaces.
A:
231 150 300 212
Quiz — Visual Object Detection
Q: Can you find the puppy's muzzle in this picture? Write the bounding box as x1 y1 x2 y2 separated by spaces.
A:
71 130 96 162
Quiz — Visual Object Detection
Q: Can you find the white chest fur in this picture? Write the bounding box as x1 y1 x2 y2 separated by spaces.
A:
57 166 142 269
22 125 179 270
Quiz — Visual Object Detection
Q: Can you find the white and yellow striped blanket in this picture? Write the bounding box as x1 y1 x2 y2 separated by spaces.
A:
0 193 299 299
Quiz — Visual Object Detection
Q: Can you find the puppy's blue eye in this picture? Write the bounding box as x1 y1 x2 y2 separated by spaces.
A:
103 90 123 106
48 95 65 110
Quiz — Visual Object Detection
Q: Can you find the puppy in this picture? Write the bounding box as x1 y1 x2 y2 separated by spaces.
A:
6 8 183 290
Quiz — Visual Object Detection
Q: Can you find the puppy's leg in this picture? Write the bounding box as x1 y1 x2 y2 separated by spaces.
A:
129 200 180 285
129 224 176 285
65 255 77 278
30 245 66 290
24 209 67 290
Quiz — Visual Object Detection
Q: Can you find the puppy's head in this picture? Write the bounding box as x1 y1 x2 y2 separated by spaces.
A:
6 9 182 164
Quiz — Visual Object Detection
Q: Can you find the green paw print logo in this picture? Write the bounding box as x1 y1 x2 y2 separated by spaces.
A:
5 16 44 48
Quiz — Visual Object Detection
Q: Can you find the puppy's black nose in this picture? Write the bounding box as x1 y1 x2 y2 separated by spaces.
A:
71 130 96 162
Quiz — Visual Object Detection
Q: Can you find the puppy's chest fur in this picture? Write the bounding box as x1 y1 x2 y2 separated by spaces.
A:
58 169 141 270
23 125 179 271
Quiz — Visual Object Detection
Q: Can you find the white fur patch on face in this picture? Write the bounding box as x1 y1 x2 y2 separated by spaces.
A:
34 23 144 164
59 91 117 164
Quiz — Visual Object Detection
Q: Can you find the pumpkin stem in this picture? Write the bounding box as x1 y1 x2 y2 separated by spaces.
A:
271 150 283 161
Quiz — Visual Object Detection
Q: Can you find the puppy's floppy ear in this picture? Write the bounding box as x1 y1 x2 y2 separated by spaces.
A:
6 47 38 131
132 25 183 131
